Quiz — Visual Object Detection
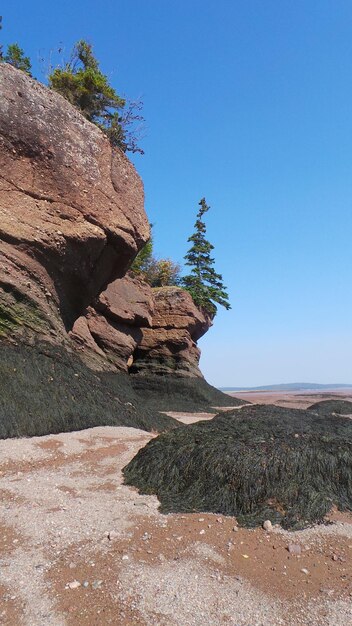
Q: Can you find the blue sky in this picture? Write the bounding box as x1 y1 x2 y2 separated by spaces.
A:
2 1 352 386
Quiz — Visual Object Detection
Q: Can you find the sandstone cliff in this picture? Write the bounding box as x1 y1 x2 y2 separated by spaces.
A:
0 63 148 341
0 63 243 438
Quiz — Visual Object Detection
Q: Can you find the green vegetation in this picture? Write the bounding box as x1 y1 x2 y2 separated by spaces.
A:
181 198 231 317
49 40 143 154
123 403 352 529
3 43 32 74
0 285 47 337
0 18 32 75
131 226 181 287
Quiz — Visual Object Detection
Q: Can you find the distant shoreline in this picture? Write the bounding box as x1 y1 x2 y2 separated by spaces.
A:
221 384 352 393
225 387 352 396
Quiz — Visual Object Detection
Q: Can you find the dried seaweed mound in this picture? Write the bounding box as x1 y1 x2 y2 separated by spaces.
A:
123 404 352 529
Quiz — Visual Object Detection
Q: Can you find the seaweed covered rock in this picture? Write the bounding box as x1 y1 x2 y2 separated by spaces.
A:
123 404 352 529
0 344 178 438
308 400 352 416
130 374 246 411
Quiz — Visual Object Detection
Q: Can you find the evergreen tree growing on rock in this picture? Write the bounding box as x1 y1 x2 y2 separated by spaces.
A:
49 40 143 153
4 43 32 75
182 198 231 317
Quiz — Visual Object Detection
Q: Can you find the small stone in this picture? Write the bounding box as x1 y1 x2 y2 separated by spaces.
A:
232 526 239 532
242 554 249 559
332 554 338 561
121 555 129 561
199 529 205 535
107 530 119 541
83 581 89 588
67 580 81 590
198 518 205 522
263 520 273 532
320 588 334 596
141 532 152 541
92 580 103 590
288 544 302 556
301 568 309 575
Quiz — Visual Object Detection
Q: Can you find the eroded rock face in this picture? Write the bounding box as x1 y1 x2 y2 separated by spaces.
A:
130 287 212 378
0 63 148 335
0 65 212 383
70 275 154 372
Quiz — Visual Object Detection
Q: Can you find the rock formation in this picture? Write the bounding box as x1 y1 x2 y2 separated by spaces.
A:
0 63 243 438
70 275 154 372
130 286 212 378
0 62 148 340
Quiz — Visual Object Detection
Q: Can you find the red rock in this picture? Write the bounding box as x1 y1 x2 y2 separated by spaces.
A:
0 64 148 343
131 287 212 377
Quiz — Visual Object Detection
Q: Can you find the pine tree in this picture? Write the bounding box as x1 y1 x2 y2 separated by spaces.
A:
182 198 231 317
4 43 32 75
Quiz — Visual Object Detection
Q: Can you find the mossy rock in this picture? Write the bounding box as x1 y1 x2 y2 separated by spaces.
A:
123 404 352 530
0 284 48 337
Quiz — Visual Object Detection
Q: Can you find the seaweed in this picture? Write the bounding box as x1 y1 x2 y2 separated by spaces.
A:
0 343 178 438
123 404 352 530
130 374 246 412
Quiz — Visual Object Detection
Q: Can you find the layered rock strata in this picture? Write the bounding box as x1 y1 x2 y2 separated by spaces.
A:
130 286 212 377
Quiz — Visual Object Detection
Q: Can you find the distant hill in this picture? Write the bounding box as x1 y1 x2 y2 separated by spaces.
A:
220 383 352 392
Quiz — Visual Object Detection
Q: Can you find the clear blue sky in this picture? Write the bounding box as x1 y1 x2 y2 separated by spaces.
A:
2 1 352 386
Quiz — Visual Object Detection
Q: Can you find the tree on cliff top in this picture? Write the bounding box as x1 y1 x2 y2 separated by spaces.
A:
181 198 231 317
49 40 143 154
4 44 32 75
0 17 32 75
